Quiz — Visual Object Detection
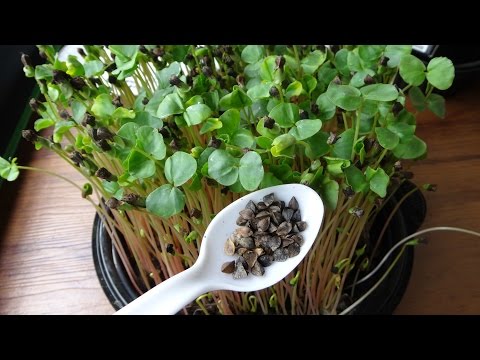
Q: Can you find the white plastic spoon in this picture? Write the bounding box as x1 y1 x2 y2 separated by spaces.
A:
115 183 324 315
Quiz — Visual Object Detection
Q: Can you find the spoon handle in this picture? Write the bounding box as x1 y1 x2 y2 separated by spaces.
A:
114 266 209 315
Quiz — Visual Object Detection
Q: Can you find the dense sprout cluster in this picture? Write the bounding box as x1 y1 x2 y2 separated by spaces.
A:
0 45 454 314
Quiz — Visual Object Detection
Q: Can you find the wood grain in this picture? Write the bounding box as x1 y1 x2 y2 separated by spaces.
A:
1 81 480 315
0 151 113 314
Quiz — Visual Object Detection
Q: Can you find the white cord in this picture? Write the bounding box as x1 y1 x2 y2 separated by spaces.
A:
339 226 480 315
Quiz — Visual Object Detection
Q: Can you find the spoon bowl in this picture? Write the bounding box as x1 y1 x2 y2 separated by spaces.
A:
115 184 324 315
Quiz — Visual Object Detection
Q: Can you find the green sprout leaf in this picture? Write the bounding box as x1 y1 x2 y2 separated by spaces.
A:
256 117 281 139
269 103 299 128
239 151 264 191
66 55 84 77
260 56 281 82
334 49 350 77
392 135 427 159
301 50 326 75
285 81 303 99
247 82 272 100
427 93 446 118
157 62 181 89
426 57 455 90
288 119 322 141
256 136 273 149
146 184 185 218
83 60 104 78
232 128 256 149
304 131 330 160
133 111 163 128
399 55 426 86
219 86 252 110
317 62 339 91
48 84 59 102
332 128 354 160
347 50 364 72
375 127 399 150
315 93 336 121
358 45 384 65
35 64 53 81
367 167 389 197
112 107 135 121
350 70 375 88
384 45 412 67
126 149 155 179
184 104 212 126
117 122 139 146
409 86 426 111
34 118 54 132
53 120 75 143
71 100 87 124
360 84 398 102
136 126 166 160
165 151 197 187
208 149 239 186
326 83 362 111
260 173 283 188
145 87 174 116
270 134 296 157
324 157 351 176
91 94 115 118
386 122 415 141
156 92 185 119
320 178 339 210
344 165 368 192
241 45 264 64
200 118 223 134
0 157 19 181
218 109 240 136
302 75 317 95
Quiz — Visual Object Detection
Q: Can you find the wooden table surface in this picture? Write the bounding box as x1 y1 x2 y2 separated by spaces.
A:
1 80 480 315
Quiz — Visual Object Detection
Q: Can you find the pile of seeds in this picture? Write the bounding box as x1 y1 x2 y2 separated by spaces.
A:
221 193 307 279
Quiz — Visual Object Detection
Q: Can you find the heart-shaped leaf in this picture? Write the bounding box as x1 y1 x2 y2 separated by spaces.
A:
184 104 212 126
146 184 185 218
269 103 299 128
208 149 239 186
360 84 398 102
241 45 264 64
136 126 166 160
326 83 362 111
375 127 399 150
288 119 322 140
427 93 446 118
301 50 326 75
344 165 368 192
392 135 427 159
239 151 264 191
399 55 426 86
156 92 185 119
165 151 197 186
426 57 455 90
126 149 155 179
91 94 115 118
